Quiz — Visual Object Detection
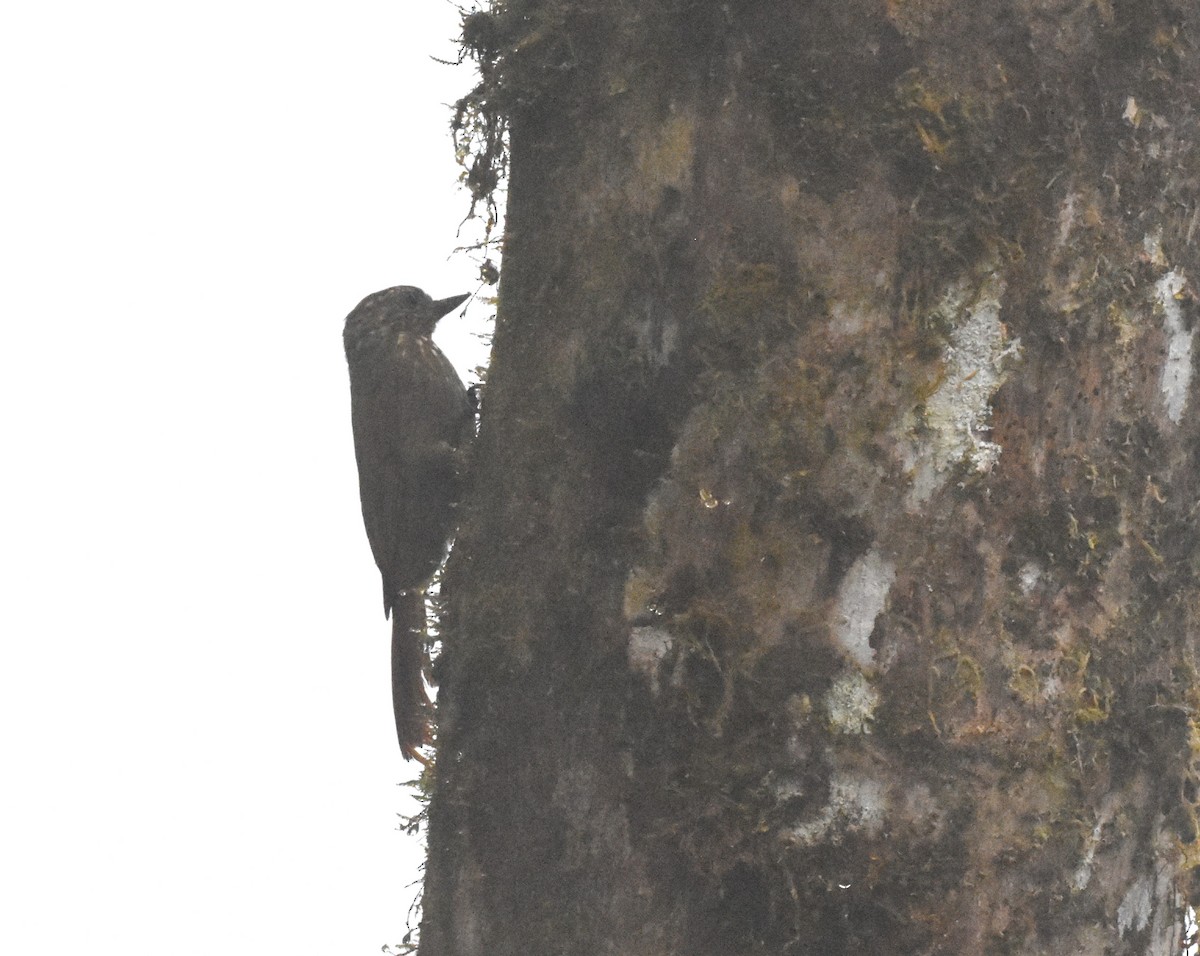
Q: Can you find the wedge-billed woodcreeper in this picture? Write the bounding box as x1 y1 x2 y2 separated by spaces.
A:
344 286 472 762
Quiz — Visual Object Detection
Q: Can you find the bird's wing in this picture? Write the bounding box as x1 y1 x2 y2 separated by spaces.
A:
349 333 471 604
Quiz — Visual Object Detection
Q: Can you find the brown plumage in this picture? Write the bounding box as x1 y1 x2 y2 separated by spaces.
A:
344 286 472 762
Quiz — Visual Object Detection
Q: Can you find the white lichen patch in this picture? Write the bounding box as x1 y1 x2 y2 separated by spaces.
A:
1114 825 1182 949
825 670 879 735
784 770 887 845
1118 874 1154 936
1017 561 1043 597
907 275 1021 506
1156 268 1192 424
832 548 895 668
628 626 673 696
1057 191 1078 248
1124 95 1142 127
1144 229 1168 268
1071 815 1107 892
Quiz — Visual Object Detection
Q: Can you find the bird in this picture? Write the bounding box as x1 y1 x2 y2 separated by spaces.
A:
343 285 472 763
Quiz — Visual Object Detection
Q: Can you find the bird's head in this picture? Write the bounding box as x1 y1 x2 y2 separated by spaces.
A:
345 285 470 342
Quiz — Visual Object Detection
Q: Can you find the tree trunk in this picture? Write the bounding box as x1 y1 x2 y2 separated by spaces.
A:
422 2 1200 953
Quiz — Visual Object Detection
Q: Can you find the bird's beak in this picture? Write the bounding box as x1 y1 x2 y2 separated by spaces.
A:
432 293 470 318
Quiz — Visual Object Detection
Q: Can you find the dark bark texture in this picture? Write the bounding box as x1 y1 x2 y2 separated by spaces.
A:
423 2 1200 953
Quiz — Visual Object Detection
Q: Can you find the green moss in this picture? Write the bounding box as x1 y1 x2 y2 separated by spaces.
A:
701 263 785 324
929 631 984 713
634 114 694 190
1008 663 1040 705
695 263 804 373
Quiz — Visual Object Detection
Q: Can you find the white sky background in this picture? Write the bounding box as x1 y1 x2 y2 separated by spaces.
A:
2 3 490 952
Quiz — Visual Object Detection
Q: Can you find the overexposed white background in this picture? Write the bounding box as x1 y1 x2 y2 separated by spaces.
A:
2 3 489 952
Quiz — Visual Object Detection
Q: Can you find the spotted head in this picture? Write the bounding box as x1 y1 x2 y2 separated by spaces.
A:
344 285 469 355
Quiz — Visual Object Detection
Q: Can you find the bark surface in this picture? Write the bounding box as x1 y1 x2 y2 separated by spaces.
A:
424 2 1200 953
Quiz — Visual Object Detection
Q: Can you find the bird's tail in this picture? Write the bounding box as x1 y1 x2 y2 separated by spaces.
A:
391 590 432 765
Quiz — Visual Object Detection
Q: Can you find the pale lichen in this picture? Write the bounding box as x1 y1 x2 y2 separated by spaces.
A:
1017 561 1043 597
831 547 895 669
628 626 673 696
906 274 1021 506
783 769 887 845
1070 802 1113 893
1156 268 1191 425
1118 874 1154 936
825 670 879 735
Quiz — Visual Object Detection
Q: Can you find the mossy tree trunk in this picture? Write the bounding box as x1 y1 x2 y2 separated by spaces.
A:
423 2 1200 953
